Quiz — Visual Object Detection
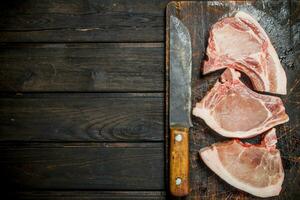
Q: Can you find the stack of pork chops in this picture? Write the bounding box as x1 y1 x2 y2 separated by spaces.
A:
193 11 289 198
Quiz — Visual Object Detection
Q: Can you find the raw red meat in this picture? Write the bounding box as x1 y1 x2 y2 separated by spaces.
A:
192 68 289 138
200 128 284 198
203 11 287 95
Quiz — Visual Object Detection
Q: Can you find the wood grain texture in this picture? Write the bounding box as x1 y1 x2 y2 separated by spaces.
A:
0 43 164 92
169 127 189 196
0 0 169 198
0 0 169 42
0 143 164 190
167 1 300 199
0 93 164 142
12 191 166 200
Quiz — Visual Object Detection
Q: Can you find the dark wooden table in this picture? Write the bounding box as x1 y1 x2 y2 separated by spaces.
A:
0 1 299 200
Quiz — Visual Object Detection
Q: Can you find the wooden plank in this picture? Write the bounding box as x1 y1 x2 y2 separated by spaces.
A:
0 93 164 142
166 1 300 199
0 143 164 190
13 191 166 200
0 0 169 42
0 43 164 92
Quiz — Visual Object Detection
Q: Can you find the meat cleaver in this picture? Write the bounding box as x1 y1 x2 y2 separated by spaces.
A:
169 15 192 197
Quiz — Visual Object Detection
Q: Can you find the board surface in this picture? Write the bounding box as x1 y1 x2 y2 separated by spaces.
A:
0 93 164 142
0 0 169 42
0 0 168 199
0 143 164 190
0 43 164 92
166 1 300 199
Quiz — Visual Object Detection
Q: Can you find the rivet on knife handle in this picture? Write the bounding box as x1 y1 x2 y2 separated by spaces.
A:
170 127 189 196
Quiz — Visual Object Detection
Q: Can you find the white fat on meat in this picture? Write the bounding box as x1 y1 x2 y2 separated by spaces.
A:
199 128 284 198
203 11 287 95
192 68 289 138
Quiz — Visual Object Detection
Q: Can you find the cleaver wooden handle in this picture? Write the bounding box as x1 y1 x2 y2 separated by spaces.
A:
170 127 189 196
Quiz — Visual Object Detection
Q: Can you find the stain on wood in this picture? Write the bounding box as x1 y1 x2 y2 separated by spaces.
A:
0 43 164 92
167 1 300 199
0 93 164 142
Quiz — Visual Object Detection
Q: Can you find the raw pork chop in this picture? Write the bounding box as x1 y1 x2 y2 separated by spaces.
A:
192 68 289 138
203 11 287 94
200 128 284 198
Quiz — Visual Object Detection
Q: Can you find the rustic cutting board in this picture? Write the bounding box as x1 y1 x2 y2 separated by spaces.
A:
166 1 300 199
